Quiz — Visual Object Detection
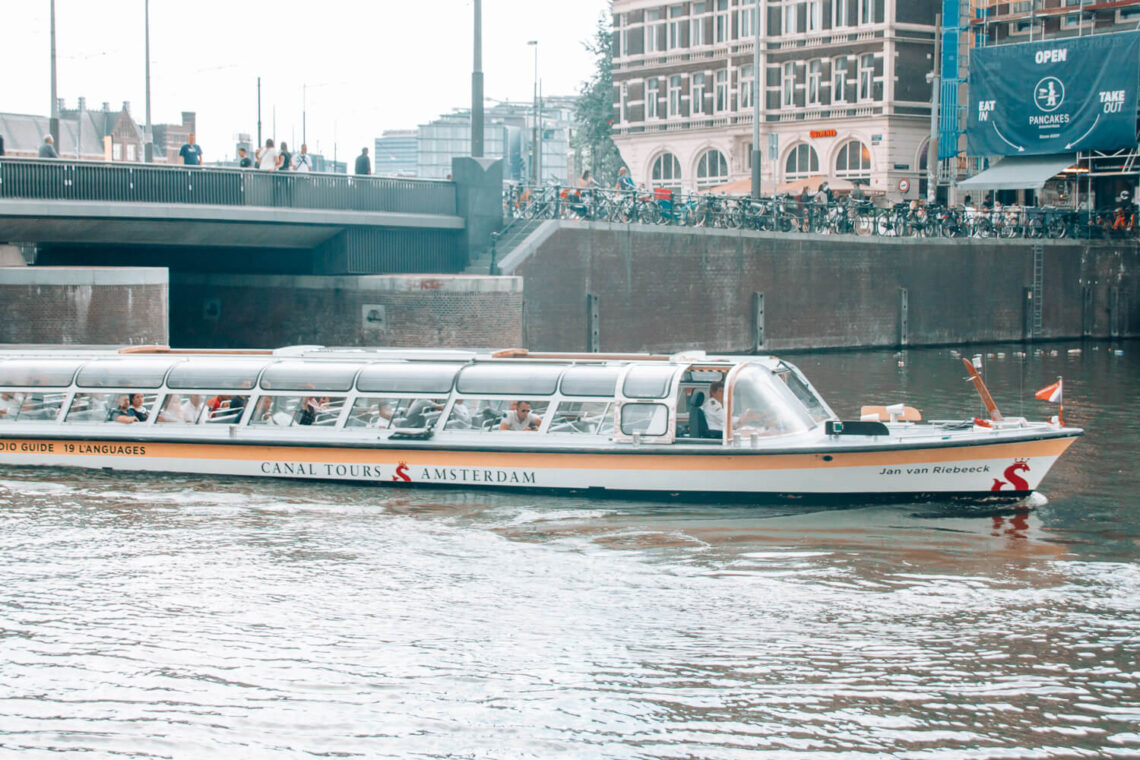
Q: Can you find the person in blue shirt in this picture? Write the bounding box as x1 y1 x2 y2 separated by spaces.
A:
179 133 202 166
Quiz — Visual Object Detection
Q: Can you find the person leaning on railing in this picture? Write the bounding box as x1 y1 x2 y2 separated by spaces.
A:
38 134 58 159
616 166 635 192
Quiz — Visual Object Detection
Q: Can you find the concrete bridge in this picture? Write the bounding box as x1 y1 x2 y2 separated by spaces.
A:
0 157 502 274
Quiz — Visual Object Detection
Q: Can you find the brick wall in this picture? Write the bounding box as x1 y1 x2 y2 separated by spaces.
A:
172 273 523 349
0 267 168 345
508 223 1139 352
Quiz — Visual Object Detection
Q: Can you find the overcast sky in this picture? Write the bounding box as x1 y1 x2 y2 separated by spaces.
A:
2 0 611 163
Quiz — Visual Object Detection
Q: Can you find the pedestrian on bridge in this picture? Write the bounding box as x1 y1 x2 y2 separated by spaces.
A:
355 147 370 175
179 133 202 166
256 139 278 171
38 135 58 159
277 142 292 172
292 144 312 172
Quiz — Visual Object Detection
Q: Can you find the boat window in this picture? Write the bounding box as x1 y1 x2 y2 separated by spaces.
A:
356 363 461 394
0 391 67 422
622 366 676 399
729 365 813 437
392 397 449 429
0 359 83 388
456 364 562 396
76 359 176 389
547 401 613 435
156 393 205 424
345 396 447 430
559 366 620 397
249 395 346 427
775 361 831 423
447 399 549 431
167 360 268 391
620 403 669 436
66 392 157 424
345 397 399 429
203 394 252 424
260 361 363 392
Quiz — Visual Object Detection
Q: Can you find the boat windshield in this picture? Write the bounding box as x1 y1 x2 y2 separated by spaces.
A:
728 364 815 437
774 361 832 423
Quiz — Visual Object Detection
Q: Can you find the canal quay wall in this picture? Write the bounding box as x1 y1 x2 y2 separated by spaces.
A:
170 273 522 349
499 221 1139 353
0 266 168 345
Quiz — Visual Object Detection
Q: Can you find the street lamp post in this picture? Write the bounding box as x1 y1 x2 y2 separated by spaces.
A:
751 0 762 200
144 0 153 162
49 0 59 149
471 0 484 157
528 40 539 184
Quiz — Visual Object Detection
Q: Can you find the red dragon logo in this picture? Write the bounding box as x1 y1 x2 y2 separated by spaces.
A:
991 459 1030 492
392 462 411 482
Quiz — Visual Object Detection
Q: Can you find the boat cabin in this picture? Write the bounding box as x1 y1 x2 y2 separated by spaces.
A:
0 346 836 446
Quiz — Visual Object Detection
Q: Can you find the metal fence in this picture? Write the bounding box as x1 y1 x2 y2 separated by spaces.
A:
505 185 1140 240
0 158 457 216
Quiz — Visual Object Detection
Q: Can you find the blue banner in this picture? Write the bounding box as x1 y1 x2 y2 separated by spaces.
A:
967 31 1140 157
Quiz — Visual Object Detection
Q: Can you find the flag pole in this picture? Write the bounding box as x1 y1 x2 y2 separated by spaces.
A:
1058 376 1064 426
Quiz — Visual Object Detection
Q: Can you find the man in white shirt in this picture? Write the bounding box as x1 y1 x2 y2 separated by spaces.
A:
701 381 725 435
500 401 542 431
293 144 313 172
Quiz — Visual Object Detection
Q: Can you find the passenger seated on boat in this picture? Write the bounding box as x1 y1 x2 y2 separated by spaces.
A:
401 398 443 428
157 394 186 423
108 393 148 424
500 401 541 431
701 382 725 437
375 401 394 428
443 400 473 429
295 396 329 426
182 394 204 423
0 391 23 419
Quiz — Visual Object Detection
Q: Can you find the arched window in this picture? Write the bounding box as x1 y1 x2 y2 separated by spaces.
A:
835 140 871 181
652 152 682 190
784 144 819 181
695 149 728 189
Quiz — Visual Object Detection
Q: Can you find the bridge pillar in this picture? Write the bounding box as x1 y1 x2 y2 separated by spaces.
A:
452 156 503 267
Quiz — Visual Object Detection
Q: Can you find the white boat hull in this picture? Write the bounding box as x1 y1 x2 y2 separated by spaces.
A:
0 433 1076 500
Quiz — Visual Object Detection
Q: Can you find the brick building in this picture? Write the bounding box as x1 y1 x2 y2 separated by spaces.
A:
611 0 941 199
0 100 196 164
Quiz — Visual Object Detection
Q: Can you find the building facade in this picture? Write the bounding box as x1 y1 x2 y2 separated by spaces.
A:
611 0 940 198
375 130 418 176
414 99 577 183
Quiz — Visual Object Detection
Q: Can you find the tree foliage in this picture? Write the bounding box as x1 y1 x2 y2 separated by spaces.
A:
573 5 626 186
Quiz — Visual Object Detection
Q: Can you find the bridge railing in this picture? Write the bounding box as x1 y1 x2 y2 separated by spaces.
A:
0 158 457 216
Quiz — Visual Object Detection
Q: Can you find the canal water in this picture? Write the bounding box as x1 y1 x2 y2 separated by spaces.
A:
0 343 1137 758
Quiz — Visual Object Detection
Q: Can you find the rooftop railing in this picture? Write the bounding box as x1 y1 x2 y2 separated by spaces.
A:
0 158 457 216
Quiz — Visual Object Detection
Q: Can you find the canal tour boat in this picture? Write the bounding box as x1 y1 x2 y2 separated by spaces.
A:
0 345 1081 503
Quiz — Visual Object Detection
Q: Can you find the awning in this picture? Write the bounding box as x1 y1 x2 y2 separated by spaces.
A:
957 153 1078 191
